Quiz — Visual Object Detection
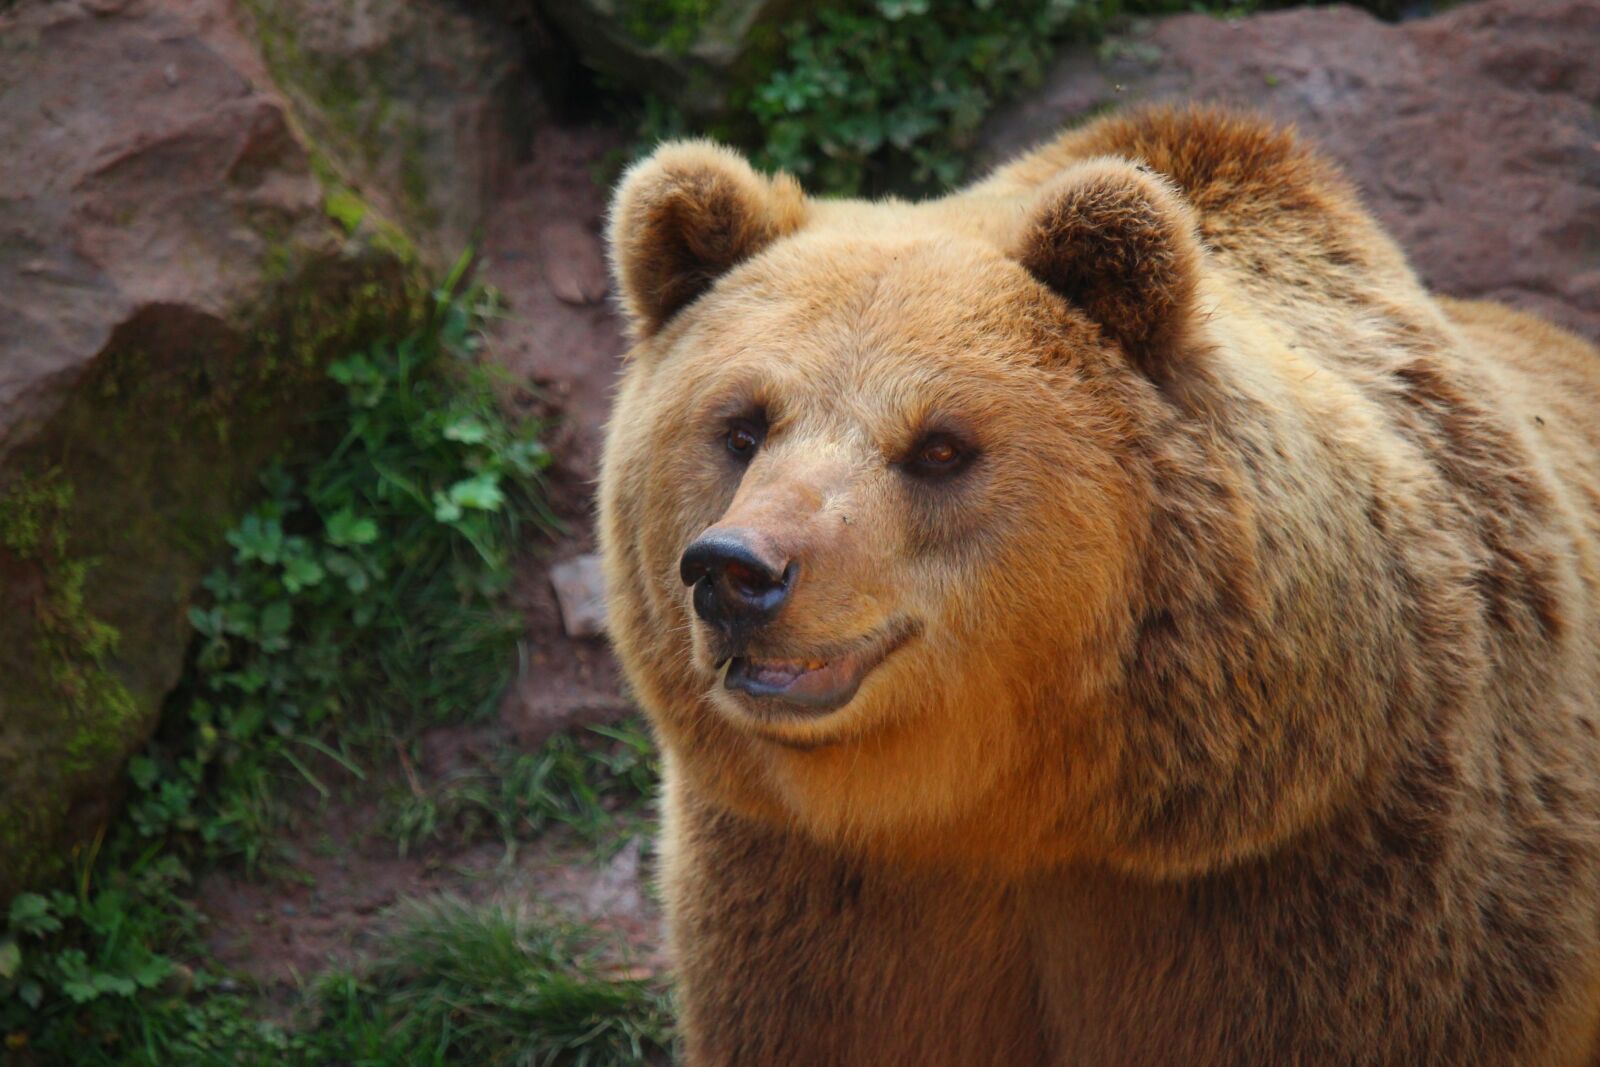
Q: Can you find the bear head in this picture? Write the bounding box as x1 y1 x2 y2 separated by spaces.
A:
599 140 1274 874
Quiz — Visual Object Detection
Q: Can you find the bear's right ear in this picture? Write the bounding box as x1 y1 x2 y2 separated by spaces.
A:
1011 160 1205 386
607 141 807 339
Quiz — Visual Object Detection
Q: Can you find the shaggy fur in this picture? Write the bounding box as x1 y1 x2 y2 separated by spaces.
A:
598 106 1600 1066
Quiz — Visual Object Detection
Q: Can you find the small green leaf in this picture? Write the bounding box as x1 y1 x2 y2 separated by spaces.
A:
282 554 325 592
128 756 159 791
187 605 221 637
258 601 292 640
19 978 42 1009
62 978 101 1003
131 955 171 989
432 492 463 524
325 508 379 547
443 415 490 444
0 939 20 980
92 972 138 998
446 473 505 513
7 894 58 937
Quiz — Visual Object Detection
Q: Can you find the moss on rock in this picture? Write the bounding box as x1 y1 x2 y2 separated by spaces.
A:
0 253 426 902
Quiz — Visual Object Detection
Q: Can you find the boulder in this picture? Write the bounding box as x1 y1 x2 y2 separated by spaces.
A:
0 0 426 902
245 0 533 261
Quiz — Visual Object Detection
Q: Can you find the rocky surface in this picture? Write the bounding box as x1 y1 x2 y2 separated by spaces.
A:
976 0 1600 344
0 0 432 902
537 0 796 114
247 0 533 262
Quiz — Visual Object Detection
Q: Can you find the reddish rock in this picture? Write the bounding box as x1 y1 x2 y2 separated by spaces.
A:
977 0 1600 343
244 0 533 262
0 0 329 457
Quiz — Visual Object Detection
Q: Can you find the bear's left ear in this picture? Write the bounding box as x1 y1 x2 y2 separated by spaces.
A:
608 140 807 339
1012 160 1204 384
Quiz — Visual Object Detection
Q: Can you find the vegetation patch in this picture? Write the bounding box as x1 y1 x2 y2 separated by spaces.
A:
0 251 425 903
744 0 1092 193
615 0 1347 196
291 898 671 1066
137 258 553 869
615 0 717 52
383 720 660 859
0 266 664 1065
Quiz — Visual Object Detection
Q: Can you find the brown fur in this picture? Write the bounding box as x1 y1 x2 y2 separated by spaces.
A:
598 106 1600 1065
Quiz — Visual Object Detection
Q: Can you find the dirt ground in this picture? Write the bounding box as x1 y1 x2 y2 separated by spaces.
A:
198 0 1600 996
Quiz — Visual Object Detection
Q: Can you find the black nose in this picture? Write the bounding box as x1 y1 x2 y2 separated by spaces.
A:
680 532 793 632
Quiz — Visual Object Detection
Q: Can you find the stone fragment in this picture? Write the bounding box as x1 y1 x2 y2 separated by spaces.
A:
541 221 609 305
550 552 609 638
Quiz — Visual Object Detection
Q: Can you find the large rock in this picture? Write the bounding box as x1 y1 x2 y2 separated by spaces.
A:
535 0 797 114
246 0 533 261
0 0 426 901
976 0 1600 343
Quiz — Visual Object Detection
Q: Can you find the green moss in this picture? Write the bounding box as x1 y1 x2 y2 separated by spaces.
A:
0 471 69 557
0 471 137 892
243 0 437 254
0 472 135 742
324 186 368 234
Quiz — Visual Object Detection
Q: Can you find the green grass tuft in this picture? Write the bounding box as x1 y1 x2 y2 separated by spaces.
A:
292 898 672 1067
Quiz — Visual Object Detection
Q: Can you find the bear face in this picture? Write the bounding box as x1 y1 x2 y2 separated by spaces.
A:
601 142 1257 869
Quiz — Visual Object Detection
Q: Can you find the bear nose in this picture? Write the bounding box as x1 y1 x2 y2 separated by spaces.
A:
679 532 794 632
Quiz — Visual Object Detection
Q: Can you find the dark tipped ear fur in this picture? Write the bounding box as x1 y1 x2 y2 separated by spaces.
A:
1013 160 1205 383
608 141 807 338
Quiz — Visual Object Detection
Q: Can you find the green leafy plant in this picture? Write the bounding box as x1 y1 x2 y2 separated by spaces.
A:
616 0 1287 197
616 0 716 52
745 0 1090 193
126 260 555 869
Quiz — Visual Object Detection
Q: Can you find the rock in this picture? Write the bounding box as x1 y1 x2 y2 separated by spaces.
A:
540 221 609 305
549 552 609 637
535 0 797 115
975 0 1600 344
245 0 535 262
0 0 424 904
577 835 646 921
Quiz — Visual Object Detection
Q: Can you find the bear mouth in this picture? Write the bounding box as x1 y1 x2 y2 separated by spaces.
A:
719 624 915 714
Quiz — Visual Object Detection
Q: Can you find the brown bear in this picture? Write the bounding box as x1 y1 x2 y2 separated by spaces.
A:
597 106 1600 1066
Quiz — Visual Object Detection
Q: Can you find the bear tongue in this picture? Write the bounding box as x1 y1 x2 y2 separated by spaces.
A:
726 653 865 709
747 658 826 687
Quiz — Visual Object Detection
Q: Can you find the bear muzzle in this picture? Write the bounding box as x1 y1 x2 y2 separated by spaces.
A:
680 518 915 718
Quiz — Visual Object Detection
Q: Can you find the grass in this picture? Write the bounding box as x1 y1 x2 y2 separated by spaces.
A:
383 720 660 860
291 898 671 1067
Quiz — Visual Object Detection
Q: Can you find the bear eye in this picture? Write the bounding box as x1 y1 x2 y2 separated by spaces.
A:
903 433 973 478
724 416 765 460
